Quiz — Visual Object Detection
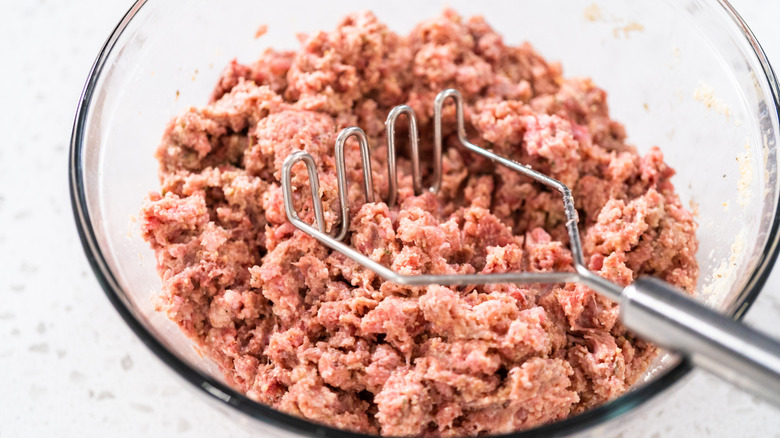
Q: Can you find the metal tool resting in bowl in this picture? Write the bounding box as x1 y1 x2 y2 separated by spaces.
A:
281 89 780 406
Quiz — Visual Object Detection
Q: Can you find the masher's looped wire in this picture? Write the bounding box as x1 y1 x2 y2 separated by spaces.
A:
335 127 375 241
385 105 422 207
281 151 326 233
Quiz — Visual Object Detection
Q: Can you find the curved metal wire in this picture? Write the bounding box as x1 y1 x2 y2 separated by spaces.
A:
334 127 375 241
385 105 422 207
280 89 623 300
281 151 326 233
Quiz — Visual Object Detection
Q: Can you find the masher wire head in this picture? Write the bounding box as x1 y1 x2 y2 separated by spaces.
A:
281 89 623 300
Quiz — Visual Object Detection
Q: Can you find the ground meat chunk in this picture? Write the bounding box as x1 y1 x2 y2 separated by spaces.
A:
141 9 698 436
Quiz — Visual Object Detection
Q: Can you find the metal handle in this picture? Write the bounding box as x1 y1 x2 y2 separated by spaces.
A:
621 277 780 407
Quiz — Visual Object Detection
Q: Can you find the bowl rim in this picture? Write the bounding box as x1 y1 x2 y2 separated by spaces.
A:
69 1 780 437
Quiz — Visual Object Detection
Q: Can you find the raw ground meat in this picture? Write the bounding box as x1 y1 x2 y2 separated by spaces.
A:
140 9 698 437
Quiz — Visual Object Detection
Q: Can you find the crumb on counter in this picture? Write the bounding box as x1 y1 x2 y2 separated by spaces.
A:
584 3 602 22
613 22 645 39
255 24 268 39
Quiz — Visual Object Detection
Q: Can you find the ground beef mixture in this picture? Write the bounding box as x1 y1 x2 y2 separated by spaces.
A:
140 10 698 437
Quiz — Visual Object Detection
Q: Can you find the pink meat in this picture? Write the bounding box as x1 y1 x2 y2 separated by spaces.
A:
140 9 699 436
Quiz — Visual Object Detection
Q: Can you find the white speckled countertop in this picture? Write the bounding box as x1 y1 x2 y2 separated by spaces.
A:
1 1 779 437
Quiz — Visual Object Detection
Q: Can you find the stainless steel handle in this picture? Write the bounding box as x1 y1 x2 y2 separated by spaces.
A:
621 277 780 407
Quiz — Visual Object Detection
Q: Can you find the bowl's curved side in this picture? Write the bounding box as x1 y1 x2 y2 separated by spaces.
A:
717 0 780 320
68 1 780 437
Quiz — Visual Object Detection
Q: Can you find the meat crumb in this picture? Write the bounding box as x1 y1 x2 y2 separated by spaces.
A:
254 24 268 39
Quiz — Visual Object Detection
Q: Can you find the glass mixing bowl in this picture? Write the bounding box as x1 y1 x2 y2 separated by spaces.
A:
70 0 780 436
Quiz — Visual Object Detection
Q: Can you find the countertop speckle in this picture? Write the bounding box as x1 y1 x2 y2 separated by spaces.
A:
1 1 778 436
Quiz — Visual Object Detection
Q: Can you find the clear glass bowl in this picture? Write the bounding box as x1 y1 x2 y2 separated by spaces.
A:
69 0 780 436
